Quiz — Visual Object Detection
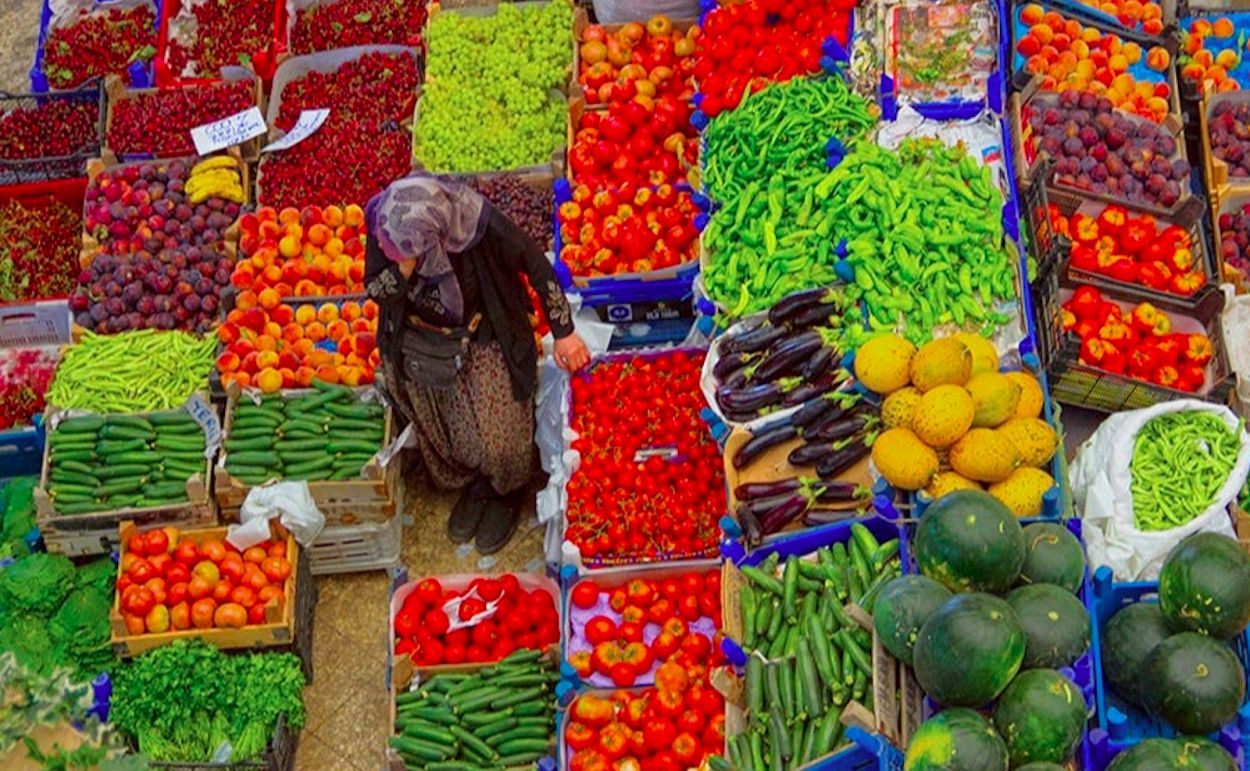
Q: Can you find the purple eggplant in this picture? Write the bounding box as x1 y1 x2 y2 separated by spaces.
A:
803 509 861 526
787 441 834 467
789 302 841 330
800 346 837 381
713 350 757 381
753 330 823 382
722 324 787 355
734 477 804 501
809 481 867 501
807 398 867 435
782 380 836 407
767 286 840 326
812 410 877 443
815 437 872 479
733 423 799 469
737 504 764 545
791 397 834 429
751 493 810 536
717 381 786 415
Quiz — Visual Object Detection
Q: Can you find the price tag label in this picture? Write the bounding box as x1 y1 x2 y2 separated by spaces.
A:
633 446 678 463
261 109 329 153
190 107 267 156
186 394 222 460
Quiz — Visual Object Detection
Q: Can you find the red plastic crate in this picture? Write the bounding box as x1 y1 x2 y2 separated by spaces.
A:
153 0 285 87
0 177 87 306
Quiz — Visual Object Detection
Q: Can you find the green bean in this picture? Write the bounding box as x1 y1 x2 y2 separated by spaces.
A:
1130 411 1241 531
46 330 217 412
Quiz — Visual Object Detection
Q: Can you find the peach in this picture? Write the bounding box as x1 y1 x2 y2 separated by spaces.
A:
240 352 259 373
1142 17 1163 35
231 264 255 290
259 220 281 240
340 301 362 321
1181 62 1206 81
256 368 283 393
305 321 326 342
300 206 323 227
315 365 340 384
368 349 380 368
1121 41 1141 64
339 367 362 387
343 204 364 227
353 332 375 357
1216 49 1239 70
270 305 294 326
294 305 317 325
1020 3 1044 24
239 233 261 256
217 352 240 372
306 349 332 367
323 238 344 258
262 321 282 339
337 338 353 357
1214 17 1235 38
282 324 303 344
322 205 344 228
279 368 297 389
317 304 339 324
350 318 373 333
256 349 280 368
326 320 349 342
258 288 281 311
262 265 282 286
217 323 239 344
1146 46 1170 71
294 279 320 297
362 301 379 319
257 207 278 223
278 235 301 259
292 339 315 356
1191 18 1213 36
256 337 278 355
278 208 300 225
273 282 293 298
231 371 252 388
1219 78 1240 92
280 263 303 286
229 338 255 358
294 366 316 387
1194 48 1215 67
307 224 331 246
236 290 258 311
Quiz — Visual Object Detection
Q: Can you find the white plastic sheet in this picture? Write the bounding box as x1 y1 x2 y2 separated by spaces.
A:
231 481 326 548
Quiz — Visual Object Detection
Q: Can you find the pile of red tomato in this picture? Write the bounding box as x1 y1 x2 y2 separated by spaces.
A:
565 660 725 771
117 527 292 635
568 96 698 189
558 182 701 277
693 0 854 117
564 351 725 564
567 569 722 687
393 575 561 666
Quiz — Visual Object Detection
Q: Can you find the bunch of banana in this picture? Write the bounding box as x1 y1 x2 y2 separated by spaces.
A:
187 156 246 204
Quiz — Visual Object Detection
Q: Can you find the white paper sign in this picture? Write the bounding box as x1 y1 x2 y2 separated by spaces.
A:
189 106 267 156
261 109 330 153
186 394 222 460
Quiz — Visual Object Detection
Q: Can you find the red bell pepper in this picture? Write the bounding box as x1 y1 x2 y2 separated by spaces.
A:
1150 336 1181 365
1177 364 1206 392
1102 347 1128 373
1098 318 1135 345
1073 213 1101 244
1081 337 1111 365
1130 302 1163 335
1171 271 1205 296
1154 365 1180 388
1168 246 1195 273
1184 334 1214 366
1104 257 1139 284
1158 224 1189 246
1097 205 1128 234
1062 308 1077 331
1119 220 1153 254
1049 205 1070 238
1128 346 1162 377
1067 286 1104 319
1070 244 1099 271
1136 261 1172 290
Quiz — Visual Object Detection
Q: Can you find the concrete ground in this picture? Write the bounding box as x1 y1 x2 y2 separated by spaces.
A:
0 0 39 93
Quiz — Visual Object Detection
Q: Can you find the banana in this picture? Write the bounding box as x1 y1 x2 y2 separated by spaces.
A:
189 182 245 204
191 156 239 176
185 170 240 196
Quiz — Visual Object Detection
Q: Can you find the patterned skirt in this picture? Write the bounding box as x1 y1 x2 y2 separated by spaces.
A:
383 340 535 495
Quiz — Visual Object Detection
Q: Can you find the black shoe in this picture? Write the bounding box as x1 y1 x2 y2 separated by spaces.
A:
475 494 521 556
447 477 492 544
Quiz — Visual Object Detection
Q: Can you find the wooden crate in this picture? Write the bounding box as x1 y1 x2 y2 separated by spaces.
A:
213 386 398 514
34 408 219 558
108 519 301 658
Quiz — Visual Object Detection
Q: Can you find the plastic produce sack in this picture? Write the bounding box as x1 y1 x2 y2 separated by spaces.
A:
233 481 325 548
1070 399 1250 580
590 0 699 26
1220 283 1250 418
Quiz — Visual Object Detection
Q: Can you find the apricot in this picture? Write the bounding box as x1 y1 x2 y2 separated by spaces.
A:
262 265 282 286
326 320 349 342
308 224 331 246
231 371 252 388
217 323 239 344
317 304 339 324
282 324 304 344
257 207 278 223
1217 49 1239 70
1192 19 1213 36
278 235 301 259
1141 17 1162 35
340 301 362 321
294 366 316 387
1195 48 1215 67
306 349 332 367
339 367 362 387
362 301 379 320
1122 42 1141 64
256 337 278 356
259 220 281 240
323 238 344 258
292 339 315 356
1182 62 1207 81
1219 78 1240 91
258 288 280 311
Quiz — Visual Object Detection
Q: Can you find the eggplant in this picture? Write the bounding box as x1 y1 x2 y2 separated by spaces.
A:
733 423 800 469
782 380 835 407
718 382 786 415
800 346 837 381
789 302 841 330
814 437 872 479
737 504 764 546
734 477 804 501
753 330 823 382
713 350 757 381
752 493 810 536
768 286 838 326
807 399 867 436
716 368 749 400
803 509 860 526
809 481 867 501
787 441 834 467
812 411 876 443
791 397 834 430
722 324 787 356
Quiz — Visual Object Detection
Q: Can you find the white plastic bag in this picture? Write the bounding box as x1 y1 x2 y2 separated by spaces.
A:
590 0 700 25
1070 399 1250 581
1220 283 1250 417
231 481 326 549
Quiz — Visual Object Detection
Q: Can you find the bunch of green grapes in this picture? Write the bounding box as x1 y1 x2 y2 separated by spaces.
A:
416 0 572 172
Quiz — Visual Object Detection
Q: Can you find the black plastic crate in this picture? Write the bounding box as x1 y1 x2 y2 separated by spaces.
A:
0 84 104 185
1020 159 1070 269
142 714 298 771
1032 261 1235 412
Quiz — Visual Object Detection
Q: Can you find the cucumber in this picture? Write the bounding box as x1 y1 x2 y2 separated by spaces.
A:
143 481 188 499
95 478 144 496
108 451 163 465
95 438 148 455
310 379 353 397
328 465 363 480
277 449 333 464
49 482 97 496
105 415 155 433
100 424 156 441
49 435 95 450
50 469 101 487
325 417 383 433
59 459 98 476
333 453 375 468
226 436 274 452
284 389 343 415
289 467 333 482
231 411 281 426
327 440 381 454
276 438 330 453
154 437 206 453
148 410 196 426
227 451 282 467
326 402 381 419
279 429 323 440
50 449 94 463
56 500 108 515
57 416 104 434
227 425 275 441
225 464 277 480
95 463 153 479
280 418 327 435
162 459 204 475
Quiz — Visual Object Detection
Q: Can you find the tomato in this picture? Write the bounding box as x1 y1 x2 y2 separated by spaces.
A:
165 562 191 585
698 591 719 618
662 617 687 637
243 546 267 564
499 573 521 598
214 602 247 628
569 749 611 771
257 585 283 604
491 640 515 660
187 575 214 600
592 641 625 674
653 689 685 718
123 612 144 636
248 603 267 625
625 579 653 606
678 594 701 621
128 558 155 583
261 557 291 583
565 722 598 751
572 694 616 727
704 569 721 594
677 709 705 733
444 644 466 664
219 556 246 584
621 696 647 729
660 578 682 600
571 581 600 609
702 714 726 749
174 539 199 566
192 560 220 583
446 629 468 648
414 578 443 605
243 568 269 592
267 541 286 559
191 598 216 629
680 632 711 659
673 732 701 764
470 620 497 647
148 552 172 576
643 718 677 751
694 685 723 716
609 662 637 687
570 651 593 677
618 621 643 643
585 615 618 645
394 608 419 639
123 587 155 617
116 574 134 596
621 605 646 625
199 538 227 563
230 585 258 608
608 588 628 613
418 638 445 665
424 609 450 636
212 580 235 603
680 572 704 596
169 601 191 630
466 644 490 662
651 631 680 660
646 598 675 624
597 724 631 760
144 529 169 556
144 604 170 633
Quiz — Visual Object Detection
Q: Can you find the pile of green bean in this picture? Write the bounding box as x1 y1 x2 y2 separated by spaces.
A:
701 76 877 318
1130 411 1243 531
46 330 217 412
826 138 1022 347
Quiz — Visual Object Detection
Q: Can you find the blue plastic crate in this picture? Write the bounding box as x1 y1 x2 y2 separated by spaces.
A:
30 0 159 93
0 418 45 483
1086 565 1250 770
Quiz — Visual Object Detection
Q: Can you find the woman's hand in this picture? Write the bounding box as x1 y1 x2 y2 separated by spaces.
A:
554 332 591 372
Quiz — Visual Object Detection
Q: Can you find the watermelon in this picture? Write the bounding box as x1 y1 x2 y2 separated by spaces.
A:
1158 532 1250 640
904 708 1009 771
1015 765 1067 771
873 575 953 665
1176 737 1237 770
914 490 1026 594
1141 631 1246 735
991 668 1087 767
1018 521 1085 594
1100 602 1174 707
1106 739 1184 770
912 593 1026 707
1005 583 1091 669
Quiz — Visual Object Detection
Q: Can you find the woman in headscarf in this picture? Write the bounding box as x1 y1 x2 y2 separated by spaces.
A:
364 175 590 554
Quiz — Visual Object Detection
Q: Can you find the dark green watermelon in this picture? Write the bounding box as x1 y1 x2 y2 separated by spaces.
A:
1018 521 1086 594
1176 737 1237 770
1101 602 1174 708
991 668 1087 767
1106 739 1184 770
873 575 953 666
1015 764 1067 771
903 707 1009 771
1141 632 1246 736
1005 583 1091 669
1159 532 1250 640
912 593 1026 707
914 490 1025 594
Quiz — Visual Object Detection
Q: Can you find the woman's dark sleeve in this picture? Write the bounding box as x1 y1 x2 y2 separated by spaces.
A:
364 230 407 303
489 208 575 339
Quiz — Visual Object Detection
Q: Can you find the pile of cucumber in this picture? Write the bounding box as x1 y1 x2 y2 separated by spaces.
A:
725 525 901 770
47 411 205 515
223 382 385 485
391 650 557 770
